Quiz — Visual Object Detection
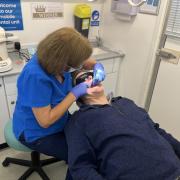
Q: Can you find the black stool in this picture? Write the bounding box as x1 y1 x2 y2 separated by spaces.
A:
3 151 60 180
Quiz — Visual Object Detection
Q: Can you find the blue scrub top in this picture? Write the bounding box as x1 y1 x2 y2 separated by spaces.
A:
13 54 72 142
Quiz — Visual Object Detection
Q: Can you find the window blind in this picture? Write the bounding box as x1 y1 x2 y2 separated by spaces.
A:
166 0 180 38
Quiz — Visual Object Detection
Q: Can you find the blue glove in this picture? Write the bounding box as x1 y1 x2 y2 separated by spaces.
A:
92 63 106 86
71 82 90 99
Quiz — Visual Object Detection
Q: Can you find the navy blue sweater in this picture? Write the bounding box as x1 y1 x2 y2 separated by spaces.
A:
65 97 180 180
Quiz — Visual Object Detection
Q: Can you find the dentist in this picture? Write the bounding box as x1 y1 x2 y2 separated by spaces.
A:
12 27 105 179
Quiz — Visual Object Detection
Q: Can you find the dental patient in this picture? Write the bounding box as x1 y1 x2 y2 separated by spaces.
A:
65 71 180 180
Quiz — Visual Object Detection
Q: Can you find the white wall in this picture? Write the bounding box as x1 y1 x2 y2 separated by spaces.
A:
6 0 170 107
10 0 103 45
101 0 168 107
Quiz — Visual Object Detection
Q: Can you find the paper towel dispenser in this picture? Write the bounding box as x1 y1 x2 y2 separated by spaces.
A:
111 0 146 16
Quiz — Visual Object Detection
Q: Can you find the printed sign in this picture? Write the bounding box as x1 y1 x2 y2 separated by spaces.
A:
82 19 90 30
91 10 100 27
32 3 64 19
0 0 23 31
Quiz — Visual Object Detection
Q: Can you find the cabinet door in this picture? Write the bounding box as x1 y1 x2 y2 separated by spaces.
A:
0 78 10 144
7 95 17 119
4 75 18 120
102 72 118 96
113 58 121 73
4 75 18 96
98 59 114 74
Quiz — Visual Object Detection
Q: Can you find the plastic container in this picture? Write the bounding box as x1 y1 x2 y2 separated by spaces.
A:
74 4 91 38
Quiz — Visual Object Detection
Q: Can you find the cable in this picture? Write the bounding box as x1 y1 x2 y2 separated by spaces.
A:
19 51 30 62
13 42 30 61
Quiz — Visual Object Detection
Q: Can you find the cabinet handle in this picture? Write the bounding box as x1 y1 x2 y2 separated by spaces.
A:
11 101 15 105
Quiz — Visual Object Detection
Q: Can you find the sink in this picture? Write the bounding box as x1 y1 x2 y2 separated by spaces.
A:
92 47 108 56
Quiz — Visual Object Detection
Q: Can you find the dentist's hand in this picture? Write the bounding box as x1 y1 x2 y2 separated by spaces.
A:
71 81 92 100
93 63 106 86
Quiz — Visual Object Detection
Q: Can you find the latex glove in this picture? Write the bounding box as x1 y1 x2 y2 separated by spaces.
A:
92 63 106 86
71 82 91 100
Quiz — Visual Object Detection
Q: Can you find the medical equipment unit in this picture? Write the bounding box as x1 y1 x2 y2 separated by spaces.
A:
0 27 12 73
111 0 146 16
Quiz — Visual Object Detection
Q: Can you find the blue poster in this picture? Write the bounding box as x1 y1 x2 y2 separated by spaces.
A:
0 0 23 31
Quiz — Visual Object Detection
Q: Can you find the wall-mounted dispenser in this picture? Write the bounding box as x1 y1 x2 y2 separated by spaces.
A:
74 4 91 38
111 0 146 17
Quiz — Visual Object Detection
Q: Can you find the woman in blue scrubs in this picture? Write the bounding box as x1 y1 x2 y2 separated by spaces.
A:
12 27 105 179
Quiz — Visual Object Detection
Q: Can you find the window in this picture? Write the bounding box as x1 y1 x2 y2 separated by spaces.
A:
166 0 180 38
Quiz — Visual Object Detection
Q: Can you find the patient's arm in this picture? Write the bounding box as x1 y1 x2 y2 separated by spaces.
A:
65 118 106 180
113 97 180 159
138 106 180 159
152 122 180 159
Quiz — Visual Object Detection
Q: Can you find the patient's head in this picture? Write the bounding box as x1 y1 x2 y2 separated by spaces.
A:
74 71 109 105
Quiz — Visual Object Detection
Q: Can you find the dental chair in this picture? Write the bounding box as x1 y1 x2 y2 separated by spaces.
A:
2 120 60 180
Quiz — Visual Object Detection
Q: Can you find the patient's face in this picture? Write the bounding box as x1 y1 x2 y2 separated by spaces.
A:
75 71 105 101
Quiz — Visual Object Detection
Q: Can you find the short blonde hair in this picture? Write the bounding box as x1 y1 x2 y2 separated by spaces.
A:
37 27 92 75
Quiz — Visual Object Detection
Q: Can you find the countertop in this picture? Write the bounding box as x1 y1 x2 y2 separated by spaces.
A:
0 47 125 77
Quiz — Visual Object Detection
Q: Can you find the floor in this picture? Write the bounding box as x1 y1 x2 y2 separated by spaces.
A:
0 147 67 180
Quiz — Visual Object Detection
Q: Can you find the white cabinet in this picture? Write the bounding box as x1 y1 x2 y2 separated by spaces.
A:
0 75 18 144
7 95 17 119
102 72 118 95
4 75 19 118
100 58 114 74
0 78 10 144
4 75 18 96
100 58 120 96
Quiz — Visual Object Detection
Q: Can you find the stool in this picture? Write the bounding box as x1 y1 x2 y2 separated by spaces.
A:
2 120 60 180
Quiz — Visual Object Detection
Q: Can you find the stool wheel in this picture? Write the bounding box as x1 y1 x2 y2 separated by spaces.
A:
2 159 10 167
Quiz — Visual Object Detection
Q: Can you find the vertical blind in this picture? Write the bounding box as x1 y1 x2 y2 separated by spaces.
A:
166 0 180 38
